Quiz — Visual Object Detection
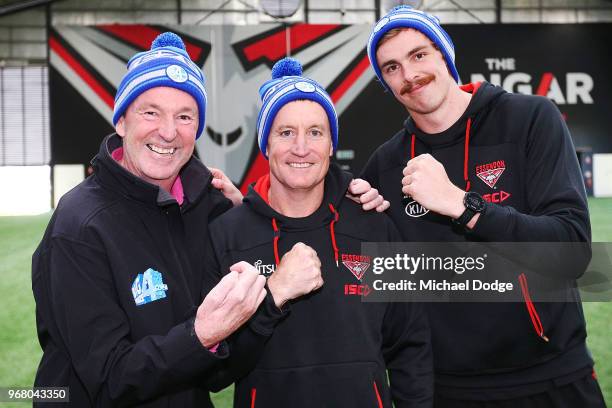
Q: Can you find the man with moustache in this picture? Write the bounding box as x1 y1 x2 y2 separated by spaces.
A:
360 6 605 408
206 58 433 407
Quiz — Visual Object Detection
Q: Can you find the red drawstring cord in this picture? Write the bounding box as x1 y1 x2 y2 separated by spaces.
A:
272 207 340 268
463 117 472 191
409 116 472 192
328 203 340 267
518 273 549 342
271 218 280 266
373 381 383 408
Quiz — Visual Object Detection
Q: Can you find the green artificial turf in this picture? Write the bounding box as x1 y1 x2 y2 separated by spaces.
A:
0 198 610 407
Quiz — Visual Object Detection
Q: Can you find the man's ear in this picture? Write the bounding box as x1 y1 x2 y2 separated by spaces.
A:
115 116 126 137
329 143 334 157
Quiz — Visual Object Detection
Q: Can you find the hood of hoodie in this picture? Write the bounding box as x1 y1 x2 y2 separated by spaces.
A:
243 162 353 232
405 82 506 147
92 133 213 209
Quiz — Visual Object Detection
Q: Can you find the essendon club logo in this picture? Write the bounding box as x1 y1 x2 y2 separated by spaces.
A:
341 254 371 281
476 160 506 188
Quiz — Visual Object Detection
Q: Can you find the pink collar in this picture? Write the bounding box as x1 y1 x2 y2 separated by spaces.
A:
111 147 184 205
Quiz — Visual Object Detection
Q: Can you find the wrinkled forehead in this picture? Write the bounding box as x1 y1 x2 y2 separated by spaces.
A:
128 86 199 113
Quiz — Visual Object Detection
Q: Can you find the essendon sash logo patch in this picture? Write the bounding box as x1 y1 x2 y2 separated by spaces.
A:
476 160 506 188
341 254 371 281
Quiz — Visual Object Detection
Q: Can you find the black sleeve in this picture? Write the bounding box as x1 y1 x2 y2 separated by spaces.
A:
470 98 591 277
206 185 234 222
201 229 290 392
205 291 288 392
382 301 433 408
359 147 381 188
40 235 228 406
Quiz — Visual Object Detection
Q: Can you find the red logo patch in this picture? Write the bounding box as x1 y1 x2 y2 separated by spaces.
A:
341 254 371 281
483 191 511 203
476 160 506 188
344 284 371 297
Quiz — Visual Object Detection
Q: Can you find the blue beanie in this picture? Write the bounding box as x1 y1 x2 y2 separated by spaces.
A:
113 32 207 139
367 5 459 90
256 57 338 159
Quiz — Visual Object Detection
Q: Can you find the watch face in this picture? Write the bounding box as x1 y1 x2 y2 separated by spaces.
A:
465 192 486 212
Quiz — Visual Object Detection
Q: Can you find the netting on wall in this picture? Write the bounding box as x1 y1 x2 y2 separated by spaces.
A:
0 65 50 166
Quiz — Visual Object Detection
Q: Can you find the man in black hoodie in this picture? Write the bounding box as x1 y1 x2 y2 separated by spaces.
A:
206 57 433 408
361 5 605 408
31 32 333 407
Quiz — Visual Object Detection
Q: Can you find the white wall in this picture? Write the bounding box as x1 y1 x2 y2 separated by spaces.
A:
0 165 51 215
52 164 85 208
593 154 612 198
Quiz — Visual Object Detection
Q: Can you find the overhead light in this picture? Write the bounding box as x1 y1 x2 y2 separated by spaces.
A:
260 0 302 18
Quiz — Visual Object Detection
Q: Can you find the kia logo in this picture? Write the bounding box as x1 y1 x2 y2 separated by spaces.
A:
405 200 429 218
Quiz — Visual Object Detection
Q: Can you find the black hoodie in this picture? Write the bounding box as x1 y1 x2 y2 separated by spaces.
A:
32 134 283 407
207 163 433 407
360 82 593 399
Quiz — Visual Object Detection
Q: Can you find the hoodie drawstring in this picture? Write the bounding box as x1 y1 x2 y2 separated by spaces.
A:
328 204 340 267
518 273 549 342
270 205 340 268
272 218 280 266
410 116 473 192
463 117 472 191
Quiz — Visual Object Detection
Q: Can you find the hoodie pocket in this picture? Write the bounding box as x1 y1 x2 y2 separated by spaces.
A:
236 361 387 408
518 273 549 342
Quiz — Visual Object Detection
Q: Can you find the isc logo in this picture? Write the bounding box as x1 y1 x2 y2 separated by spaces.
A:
483 191 511 203
344 284 371 297
404 200 429 218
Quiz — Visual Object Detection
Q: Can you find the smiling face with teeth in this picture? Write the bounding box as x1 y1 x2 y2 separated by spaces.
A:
267 100 333 198
115 87 198 192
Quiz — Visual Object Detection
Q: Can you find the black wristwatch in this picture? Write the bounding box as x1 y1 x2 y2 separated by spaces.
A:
452 191 486 227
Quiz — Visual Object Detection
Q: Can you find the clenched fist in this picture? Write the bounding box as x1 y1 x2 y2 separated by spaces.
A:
402 153 465 219
194 262 267 348
267 242 323 308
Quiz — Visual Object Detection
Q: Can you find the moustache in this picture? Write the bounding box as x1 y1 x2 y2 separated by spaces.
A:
400 75 435 96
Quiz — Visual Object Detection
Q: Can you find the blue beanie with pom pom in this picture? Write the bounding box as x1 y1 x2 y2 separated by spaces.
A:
367 5 459 90
113 32 207 139
256 57 338 159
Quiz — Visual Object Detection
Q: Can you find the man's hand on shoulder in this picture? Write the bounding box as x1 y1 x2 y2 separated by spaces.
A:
346 178 390 212
210 167 243 207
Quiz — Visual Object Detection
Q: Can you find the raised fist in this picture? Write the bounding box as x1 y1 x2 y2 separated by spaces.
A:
267 242 323 308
